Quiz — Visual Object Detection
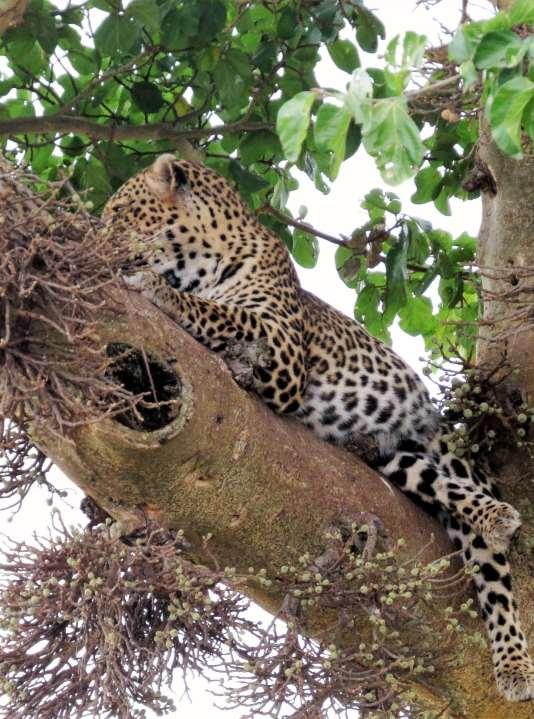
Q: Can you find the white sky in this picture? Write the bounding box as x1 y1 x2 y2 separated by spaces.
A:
1 1 495 717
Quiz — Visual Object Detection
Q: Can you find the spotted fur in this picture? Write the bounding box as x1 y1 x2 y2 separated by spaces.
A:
104 155 533 701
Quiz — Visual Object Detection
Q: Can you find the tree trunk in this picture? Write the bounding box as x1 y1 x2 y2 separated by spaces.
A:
464 124 534 718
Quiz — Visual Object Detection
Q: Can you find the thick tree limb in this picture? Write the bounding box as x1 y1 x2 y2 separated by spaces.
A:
35 290 452 608
29 290 534 717
0 115 272 146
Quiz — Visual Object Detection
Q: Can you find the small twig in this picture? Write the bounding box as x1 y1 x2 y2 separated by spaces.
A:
258 204 348 247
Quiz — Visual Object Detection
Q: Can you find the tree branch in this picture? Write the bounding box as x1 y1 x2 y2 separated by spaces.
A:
0 114 273 148
259 204 348 247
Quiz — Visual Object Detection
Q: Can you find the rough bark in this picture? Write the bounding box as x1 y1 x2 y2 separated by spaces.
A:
465 126 534 718
0 0 27 35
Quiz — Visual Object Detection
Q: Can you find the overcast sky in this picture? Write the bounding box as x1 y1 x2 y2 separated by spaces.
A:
1 1 494 717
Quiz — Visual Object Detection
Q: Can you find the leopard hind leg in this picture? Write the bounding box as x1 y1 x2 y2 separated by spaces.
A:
378 443 521 554
444 514 534 702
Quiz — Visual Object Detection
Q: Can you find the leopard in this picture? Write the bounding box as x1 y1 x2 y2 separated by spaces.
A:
103 153 534 702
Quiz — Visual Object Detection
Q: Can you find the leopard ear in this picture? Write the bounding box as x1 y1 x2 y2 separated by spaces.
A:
146 154 189 201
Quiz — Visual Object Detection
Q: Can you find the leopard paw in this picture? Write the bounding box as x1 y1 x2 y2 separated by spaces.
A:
496 665 534 702
480 502 521 554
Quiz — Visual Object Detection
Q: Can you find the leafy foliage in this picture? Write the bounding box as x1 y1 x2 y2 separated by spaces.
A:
449 3 534 158
0 0 531 357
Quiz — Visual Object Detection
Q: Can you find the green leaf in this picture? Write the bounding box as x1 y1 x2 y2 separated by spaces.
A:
411 166 442 204
399 296 437 337
25 0 58 54
226 49 254 82
314 103 352 179
253 41 278 72
131 81 164 113
434 186 452 216
440 274 465 309
355 283 391 342
239 131 281 165
345 121 362 159
197 0 227 40
488 76 534 158
277 8 298 40
126 0 161 35
448 23 485 63
344 68 373 125
327 39 360 73
292 229 319 268
402 32 427 68
473 30 525 69
94 14 140 57
74 156 112 209
407 220 430 264
523 96 534 139
276 91 316 163
510 0 534 25
214 62 246 107
385 236 408 319
69 47 98 75
361 188 388 222
460 60 478 89
428 229 453 252
363 97 426 184
229 160 270 196
239 4 275 32
355 7 385 53
0 80 15 97
355 284 380 321
335 246 363 287
161 4 199 48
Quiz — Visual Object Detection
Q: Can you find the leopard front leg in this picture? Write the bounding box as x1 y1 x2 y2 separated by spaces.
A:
125 270 307 414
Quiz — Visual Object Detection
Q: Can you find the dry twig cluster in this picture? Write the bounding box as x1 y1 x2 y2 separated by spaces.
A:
479 264 534 343
0 517 476 719
0 160 144 507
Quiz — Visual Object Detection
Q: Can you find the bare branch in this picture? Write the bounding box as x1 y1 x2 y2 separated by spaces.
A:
0 115 272 154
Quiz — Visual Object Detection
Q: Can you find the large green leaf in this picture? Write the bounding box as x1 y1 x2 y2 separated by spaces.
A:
473 30 525 69
385 236 408 319
130 81 164 113
399 296 437 337
488 76 534 158
276 91 316 163
292 229 319 268
94 13 140 57
197 0 227 40
411 166 442 204
314 104 352 179
448 23 486 63
327 39 360 73
362 97 425 184
126 0 161 35
355 6 385 53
